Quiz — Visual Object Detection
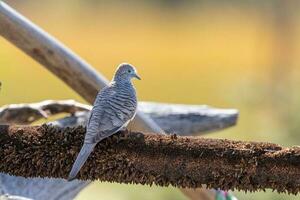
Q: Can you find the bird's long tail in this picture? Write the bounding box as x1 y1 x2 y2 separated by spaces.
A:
68 143 96 181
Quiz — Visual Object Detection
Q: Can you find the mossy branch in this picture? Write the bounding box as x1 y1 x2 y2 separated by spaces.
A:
0 125 299 195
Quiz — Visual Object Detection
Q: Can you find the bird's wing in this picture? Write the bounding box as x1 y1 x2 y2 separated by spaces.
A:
84 86 135 144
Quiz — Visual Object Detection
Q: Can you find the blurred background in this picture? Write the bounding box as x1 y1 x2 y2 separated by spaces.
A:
0 0 299 199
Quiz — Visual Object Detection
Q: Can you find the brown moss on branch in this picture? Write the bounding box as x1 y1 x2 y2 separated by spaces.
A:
0 124 299 194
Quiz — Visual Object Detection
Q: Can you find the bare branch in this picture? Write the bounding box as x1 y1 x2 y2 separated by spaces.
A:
0 100 238 135
0 2 235 199
0 174 88 200
0 3 107 104
0 100 238 200
0 1 162 133
0 100 90 125
138 102 238 135
0 125 299 195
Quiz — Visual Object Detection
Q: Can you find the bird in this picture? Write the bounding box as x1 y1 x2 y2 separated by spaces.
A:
68 63 141 181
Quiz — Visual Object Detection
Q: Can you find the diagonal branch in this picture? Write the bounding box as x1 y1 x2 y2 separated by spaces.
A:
0 124 299 195
0 2 236 199
0 1 162 133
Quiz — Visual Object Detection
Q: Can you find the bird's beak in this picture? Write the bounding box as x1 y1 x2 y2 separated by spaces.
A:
134 73 141 80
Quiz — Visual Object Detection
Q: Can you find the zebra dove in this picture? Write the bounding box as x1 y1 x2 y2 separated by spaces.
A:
68 63 141 181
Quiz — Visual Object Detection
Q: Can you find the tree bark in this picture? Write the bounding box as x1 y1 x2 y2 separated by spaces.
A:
0 125 299 195
0 99 238 200
0 2 237 199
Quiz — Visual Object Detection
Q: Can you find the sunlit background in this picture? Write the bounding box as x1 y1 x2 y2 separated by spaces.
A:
1 0 300 200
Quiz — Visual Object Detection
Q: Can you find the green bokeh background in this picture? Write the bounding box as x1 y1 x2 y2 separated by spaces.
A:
0 1 299 200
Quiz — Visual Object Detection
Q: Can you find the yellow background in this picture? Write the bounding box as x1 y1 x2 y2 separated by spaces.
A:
0 1 299 199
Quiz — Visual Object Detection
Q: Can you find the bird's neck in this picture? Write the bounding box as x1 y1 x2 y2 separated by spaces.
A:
111 77 133 88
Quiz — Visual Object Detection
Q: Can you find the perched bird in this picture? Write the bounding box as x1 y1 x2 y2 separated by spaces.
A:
68 63 141 181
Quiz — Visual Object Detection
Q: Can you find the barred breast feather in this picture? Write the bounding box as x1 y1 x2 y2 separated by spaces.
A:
68 63 139 181
84 81 137 143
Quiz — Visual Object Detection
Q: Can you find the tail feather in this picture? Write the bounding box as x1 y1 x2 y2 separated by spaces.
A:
68 143 96 181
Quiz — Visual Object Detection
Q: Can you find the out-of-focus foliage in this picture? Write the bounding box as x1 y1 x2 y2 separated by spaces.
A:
0 1 300 200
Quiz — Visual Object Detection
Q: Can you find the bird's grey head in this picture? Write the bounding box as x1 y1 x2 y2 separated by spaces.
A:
113 63 141 82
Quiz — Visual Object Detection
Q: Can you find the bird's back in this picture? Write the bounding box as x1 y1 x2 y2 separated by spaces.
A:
84 82 137 144
68 63 140 181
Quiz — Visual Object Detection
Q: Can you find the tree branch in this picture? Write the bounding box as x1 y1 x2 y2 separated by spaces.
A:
0 1 162 133
0 100 90 125
0 100 238 200
0 2 236 199
0 100 238 135
0 125 299 195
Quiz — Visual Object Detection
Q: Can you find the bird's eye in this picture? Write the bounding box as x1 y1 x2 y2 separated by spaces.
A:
128 70 131 73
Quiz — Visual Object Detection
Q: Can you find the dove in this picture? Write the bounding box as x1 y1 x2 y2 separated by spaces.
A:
68 63 141 181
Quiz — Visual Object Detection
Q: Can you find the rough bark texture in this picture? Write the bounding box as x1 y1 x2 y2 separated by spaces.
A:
0 2 234 199
0 100 238 200
0 125 299 195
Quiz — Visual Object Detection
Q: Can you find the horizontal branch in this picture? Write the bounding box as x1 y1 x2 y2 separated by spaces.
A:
0 100 90 124
0 2 215 199
0 99 238 200
50 102 238 135
138 102 238 135
0 125 299 194
0 100 238 135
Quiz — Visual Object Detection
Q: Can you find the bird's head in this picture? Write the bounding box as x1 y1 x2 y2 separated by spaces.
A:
113 63 141 82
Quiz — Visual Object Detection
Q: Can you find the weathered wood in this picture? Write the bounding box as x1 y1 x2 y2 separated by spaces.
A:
0 100 238 135
0 125 299 195
0 2 236 199
0 100 238 200
0 1 162 133
0 100 90 125
53 103 238 136
0 175 86 200
0 194 32 200
138 102 238 135
1 177 33 200
0 2 107 104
